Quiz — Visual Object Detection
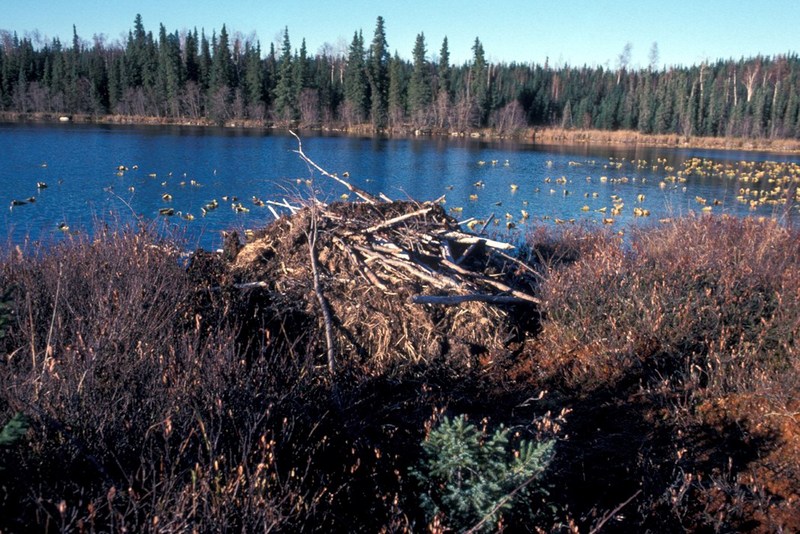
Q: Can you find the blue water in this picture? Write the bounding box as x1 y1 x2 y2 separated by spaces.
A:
2 122 798 251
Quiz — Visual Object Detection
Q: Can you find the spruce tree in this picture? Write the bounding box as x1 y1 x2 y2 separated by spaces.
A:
126 14 146 88
344 30 368 124
408 33 432 126
470 37 489 127
433 36 453 129
368 16 390 129
210 24 233 92
412 415 554 532
264 42 277 110
157 24 182 116
243 41 264 116
185 29 199 83
293 38 309 99
198 30 212 91
387 51 406 127
108 54 123 112
438 36 451 98
273 27 296 121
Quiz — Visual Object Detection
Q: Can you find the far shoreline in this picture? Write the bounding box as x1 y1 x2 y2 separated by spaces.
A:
4 111 800 154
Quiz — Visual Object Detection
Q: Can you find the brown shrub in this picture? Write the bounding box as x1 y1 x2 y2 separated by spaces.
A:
534 215 800 394
526 214 800 531
4 207 797 532
0 227 321 531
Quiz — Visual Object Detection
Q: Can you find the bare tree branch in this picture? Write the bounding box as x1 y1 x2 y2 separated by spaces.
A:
289 130 379 204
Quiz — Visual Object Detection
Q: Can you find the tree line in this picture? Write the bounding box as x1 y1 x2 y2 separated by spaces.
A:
2 14 799 139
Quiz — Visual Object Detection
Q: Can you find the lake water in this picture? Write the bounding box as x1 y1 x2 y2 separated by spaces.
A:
2 122 798 252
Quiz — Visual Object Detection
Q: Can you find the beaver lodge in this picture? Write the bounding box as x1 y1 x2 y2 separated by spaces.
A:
198 135 542 382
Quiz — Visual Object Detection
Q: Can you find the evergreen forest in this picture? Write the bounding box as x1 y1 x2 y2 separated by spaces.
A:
1 14 800 138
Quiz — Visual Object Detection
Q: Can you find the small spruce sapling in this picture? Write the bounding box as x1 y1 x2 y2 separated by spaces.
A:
412 414 555 532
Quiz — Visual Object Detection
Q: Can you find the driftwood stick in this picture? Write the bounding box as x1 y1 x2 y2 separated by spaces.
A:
480 213 496 234
283 198 301 212
439 258 541 304
437 230 515 250
206 281 268 292
355 245 461 290
441 240 456 263
410 294 533 305
354 242 410 260
290 130 379 204
387 261 460 290
266 199 301 213
441 257 478 277
455 240 481 265
234 281 269 290
364 206 434 233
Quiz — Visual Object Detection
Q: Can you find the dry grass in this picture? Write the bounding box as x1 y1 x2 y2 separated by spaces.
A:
0 227 323 531
1 212 798 531
525 215 800 531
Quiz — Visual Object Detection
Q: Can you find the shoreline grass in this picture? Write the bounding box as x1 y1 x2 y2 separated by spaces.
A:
4 111 800 154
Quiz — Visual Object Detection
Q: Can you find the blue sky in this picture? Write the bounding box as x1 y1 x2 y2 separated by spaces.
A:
3 1 798 68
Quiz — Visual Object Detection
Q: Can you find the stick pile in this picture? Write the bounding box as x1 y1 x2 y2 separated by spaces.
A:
224 135 541 374
276 132 541 307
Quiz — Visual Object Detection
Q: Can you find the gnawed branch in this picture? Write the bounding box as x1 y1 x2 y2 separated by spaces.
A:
289 130 379 204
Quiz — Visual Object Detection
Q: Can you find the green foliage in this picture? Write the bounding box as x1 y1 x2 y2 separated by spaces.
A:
438 36 451 98
273 27 296 120
344 30 368 123
210 24 233 92
2 15 800 136
387 52 406 126
471 37 490 127
413 415 554 532
0 412 29 473
407 33 432 121
0 413 29 447
368 16 390 129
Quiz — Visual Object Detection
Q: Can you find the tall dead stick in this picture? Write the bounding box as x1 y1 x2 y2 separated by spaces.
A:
306 211 336 376
289 130 379 204
495 250 547 281
588 490 642 534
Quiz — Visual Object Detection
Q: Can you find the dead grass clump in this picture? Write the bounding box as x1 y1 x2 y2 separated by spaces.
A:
535 215 800 392
528 214 800 531
0 227 325 531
